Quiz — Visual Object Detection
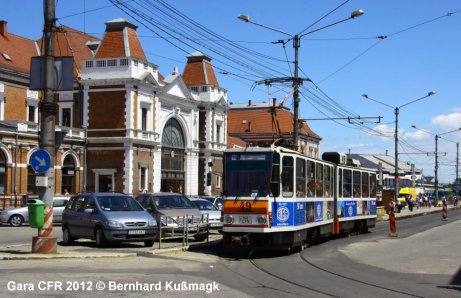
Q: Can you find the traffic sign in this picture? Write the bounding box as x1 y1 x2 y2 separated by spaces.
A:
30 150 51 174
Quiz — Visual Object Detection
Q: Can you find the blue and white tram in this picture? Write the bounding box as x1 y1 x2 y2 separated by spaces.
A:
222 146 377 249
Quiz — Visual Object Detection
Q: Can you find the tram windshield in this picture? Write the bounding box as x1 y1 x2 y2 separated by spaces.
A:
224 152 271 197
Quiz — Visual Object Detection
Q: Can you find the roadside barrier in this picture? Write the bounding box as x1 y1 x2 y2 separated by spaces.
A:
32 207 57 253
442 199 448 221
388 203 398 237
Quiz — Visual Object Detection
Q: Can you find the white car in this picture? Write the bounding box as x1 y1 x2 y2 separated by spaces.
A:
190 198 223 229
0 197 69 227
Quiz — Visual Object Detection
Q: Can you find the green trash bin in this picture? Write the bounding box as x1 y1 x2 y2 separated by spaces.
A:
28 199 45 229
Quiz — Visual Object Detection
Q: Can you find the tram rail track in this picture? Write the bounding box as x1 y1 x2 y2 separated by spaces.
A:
248 249 425 298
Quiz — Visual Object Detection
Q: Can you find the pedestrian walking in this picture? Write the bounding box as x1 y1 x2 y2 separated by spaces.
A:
407 195 414 212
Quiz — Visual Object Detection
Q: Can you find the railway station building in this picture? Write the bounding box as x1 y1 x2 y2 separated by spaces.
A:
0 18 227 205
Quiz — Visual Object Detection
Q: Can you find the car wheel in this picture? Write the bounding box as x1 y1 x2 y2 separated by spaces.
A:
9 215 24 227
95 228 107 248
62 226 75 245
194 235 207 242
144 240 155 247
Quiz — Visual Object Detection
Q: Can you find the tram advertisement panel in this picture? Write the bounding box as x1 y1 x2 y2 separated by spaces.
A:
324 201 334 220
337 201 358 218
273 202 295 226
295 202 306 226
369 200 377 215
314 201 323 222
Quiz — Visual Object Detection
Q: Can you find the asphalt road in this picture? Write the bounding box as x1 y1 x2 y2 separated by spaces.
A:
0 210 460 297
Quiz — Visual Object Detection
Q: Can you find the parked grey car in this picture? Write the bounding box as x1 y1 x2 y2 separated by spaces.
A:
200 196 223 210
135 192 208 241
190 198 223 229
0 197 69 227
62 193 157 248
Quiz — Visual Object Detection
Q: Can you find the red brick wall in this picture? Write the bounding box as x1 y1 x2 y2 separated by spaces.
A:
88 90 126 129
4 85 26 120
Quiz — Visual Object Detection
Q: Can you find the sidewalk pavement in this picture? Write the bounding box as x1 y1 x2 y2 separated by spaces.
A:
378 205 458 222
0 232 223 260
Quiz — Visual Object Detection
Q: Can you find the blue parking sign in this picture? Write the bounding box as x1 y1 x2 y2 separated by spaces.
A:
30 150 51 174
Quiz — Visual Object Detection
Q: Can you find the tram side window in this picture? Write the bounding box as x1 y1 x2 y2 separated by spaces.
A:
270 153 280 197
281 156 294 197
343 169 352 198
353 171 361 197
315 163 323 198
306 160 315 197
296 158 306 197
370 174 377 197
324 165 332 197
339 169 343 197
362 172 369 198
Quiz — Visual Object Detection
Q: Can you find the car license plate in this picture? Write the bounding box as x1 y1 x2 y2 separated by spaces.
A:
128 230 145 235
239 216 252 224
210 223 222 227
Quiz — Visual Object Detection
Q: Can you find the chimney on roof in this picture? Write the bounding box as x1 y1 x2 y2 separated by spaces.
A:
385 149 388 156
272 98 277 107
0 20 7 37
248 99 252 106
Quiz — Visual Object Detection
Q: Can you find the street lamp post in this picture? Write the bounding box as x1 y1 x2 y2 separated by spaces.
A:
238 10 364 149
362 91 436 204
412 125 461 202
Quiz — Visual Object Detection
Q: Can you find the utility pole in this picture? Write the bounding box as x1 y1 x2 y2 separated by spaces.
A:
34 0 57 253
292 35 300 150
435 134 439 202
394 107 400 204
457 142 459 182
238 10 364 151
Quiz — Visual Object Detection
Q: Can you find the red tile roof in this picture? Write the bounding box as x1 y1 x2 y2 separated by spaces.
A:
95 18 146 62
0 20 39 75
227 135 247 148
38 25 100 77
228 107 320 139
182 51 219 87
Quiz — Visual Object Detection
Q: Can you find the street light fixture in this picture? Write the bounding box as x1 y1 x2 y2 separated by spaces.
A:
361 91 436 204
238 10 364 149
411 125 461 201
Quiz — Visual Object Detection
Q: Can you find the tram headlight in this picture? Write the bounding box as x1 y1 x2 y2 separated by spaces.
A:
224 215 234 224
256 215 267 224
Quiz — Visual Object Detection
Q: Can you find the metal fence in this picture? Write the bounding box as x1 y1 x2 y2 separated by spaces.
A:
157 214 209 249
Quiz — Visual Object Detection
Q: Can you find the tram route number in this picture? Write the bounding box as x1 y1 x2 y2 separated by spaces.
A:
240 201 252 212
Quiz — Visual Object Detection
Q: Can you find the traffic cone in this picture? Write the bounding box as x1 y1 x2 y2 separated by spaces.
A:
442 199 448 221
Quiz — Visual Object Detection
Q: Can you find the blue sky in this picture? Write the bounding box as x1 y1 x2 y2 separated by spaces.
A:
3 0 461 183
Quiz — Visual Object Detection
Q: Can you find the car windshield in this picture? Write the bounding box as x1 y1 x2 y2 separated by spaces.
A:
193 200 218 211
96 196 143 212
153 195 195 209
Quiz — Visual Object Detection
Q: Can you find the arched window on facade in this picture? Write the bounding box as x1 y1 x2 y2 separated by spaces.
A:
62 155 76 194
0 150 6 194
161 118 185 194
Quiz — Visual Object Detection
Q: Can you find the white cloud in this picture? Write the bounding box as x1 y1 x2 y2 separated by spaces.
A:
403 129 430 141
431 111 461 131
370 124 393 141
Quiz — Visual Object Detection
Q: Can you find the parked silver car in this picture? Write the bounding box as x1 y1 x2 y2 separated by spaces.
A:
62 193 157 248
0 197 69 227
135 192 208 241
190 198 223 229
